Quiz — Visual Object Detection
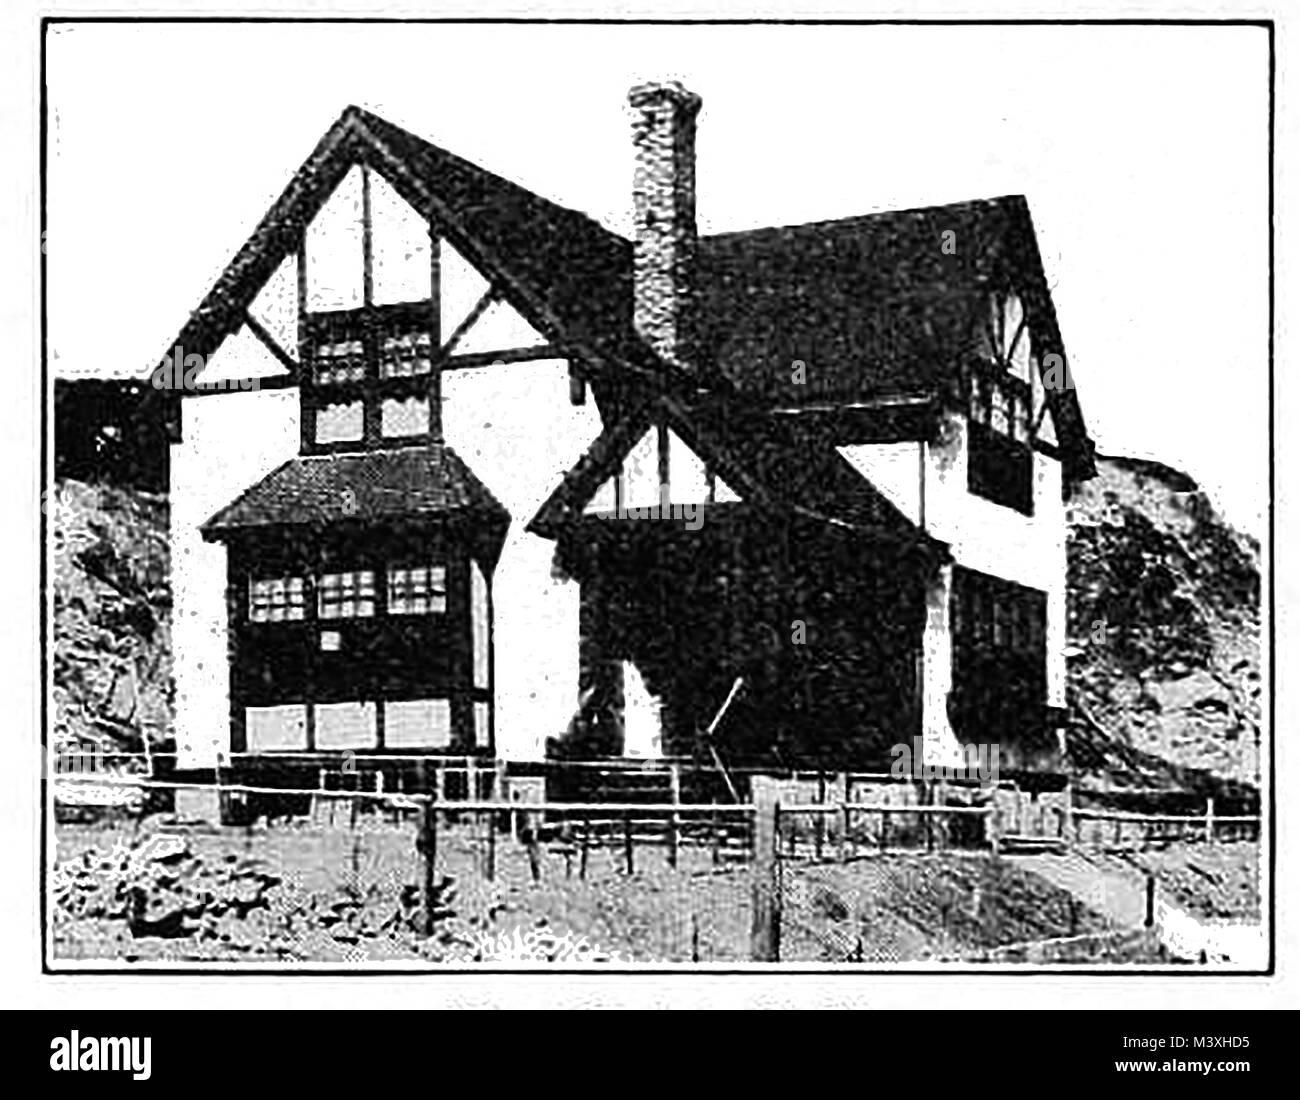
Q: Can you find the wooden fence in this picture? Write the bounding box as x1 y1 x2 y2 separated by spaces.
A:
1057 802 1260 851
54 763 1263 962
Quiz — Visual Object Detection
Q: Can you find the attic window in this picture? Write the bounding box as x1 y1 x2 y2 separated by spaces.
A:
968 361 1033 515
982 291 1033 382
380 331 434 378
969 369 1029 443
314 339 366 385
381 396 431 438
316 401 364 445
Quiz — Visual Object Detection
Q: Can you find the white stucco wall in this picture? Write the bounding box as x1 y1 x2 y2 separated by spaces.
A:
171 388 301 768
443 360 603 760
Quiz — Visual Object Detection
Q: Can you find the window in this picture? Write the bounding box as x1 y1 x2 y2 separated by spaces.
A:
381 396 431 438
384 699 452 748
313 338 366 385
314 701 378 749
950 567 1047 744
315 401 364 445
249 577 306 622
318 570 376 619
380 331 434 378
245 704 307 750
968 365 1033 515
968 289 1036 514
387 565 446 615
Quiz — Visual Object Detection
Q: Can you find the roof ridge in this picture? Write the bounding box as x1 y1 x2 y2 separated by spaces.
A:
349 106 631 246
701 194 1026 245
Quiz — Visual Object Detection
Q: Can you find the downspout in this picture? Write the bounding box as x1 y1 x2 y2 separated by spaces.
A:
919 439 927 532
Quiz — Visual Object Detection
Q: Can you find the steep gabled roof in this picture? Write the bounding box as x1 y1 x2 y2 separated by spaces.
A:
201 444 508 538
156 107 1093 498
153 105 652 390
698 198 1015 402
698 195 1094 478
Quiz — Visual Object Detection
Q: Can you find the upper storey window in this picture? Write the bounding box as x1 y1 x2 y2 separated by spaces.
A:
300 165 439 454
314 337 366 385
968 291 1034 515
304 303 436 451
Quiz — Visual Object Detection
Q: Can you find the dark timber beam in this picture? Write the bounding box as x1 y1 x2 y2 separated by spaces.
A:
179 343 565 396
243 311 300 377
435 285 502 366
442 344 563 370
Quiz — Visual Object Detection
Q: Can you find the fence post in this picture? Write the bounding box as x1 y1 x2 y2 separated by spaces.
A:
815 770 826 861
923 780 933 853
467 756 478 802
668 764 681 870
316 767 328 827
750 776 781 963
418 764 438 937
525 811 542 882
1205 796 1215 844
623 810 635 875
1144 873 1156 929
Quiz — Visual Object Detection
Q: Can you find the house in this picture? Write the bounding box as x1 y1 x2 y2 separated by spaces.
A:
153 83 1094 784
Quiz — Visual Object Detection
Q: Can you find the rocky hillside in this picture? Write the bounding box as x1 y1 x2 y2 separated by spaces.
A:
1065 455 1262 796
51 479 173 754
48 455 1263 799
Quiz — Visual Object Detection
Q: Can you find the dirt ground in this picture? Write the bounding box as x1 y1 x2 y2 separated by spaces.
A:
1104 841 1261 921
52 814 1174 965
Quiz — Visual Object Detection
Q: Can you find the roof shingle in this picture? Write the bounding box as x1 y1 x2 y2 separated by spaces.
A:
201 444 509 537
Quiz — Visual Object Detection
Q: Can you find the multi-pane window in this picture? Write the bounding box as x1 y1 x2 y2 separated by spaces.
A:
969 367 1030 443
950 566 1048 742
318 570 376 619
380 331 434 378
968 363 1033 515
301 304 439 454
249 577 306 622
952 568 1046 655
387 565 446 615
313 338 366 385
967 289 1036 514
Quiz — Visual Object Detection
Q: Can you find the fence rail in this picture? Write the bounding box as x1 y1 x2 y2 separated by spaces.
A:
53 763 1262 962
1062 802 1261 849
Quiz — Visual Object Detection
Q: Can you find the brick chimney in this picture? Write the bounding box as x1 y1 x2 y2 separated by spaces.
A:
629 81 702 373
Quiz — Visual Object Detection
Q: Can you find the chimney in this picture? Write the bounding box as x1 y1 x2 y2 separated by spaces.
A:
629 82 702 373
